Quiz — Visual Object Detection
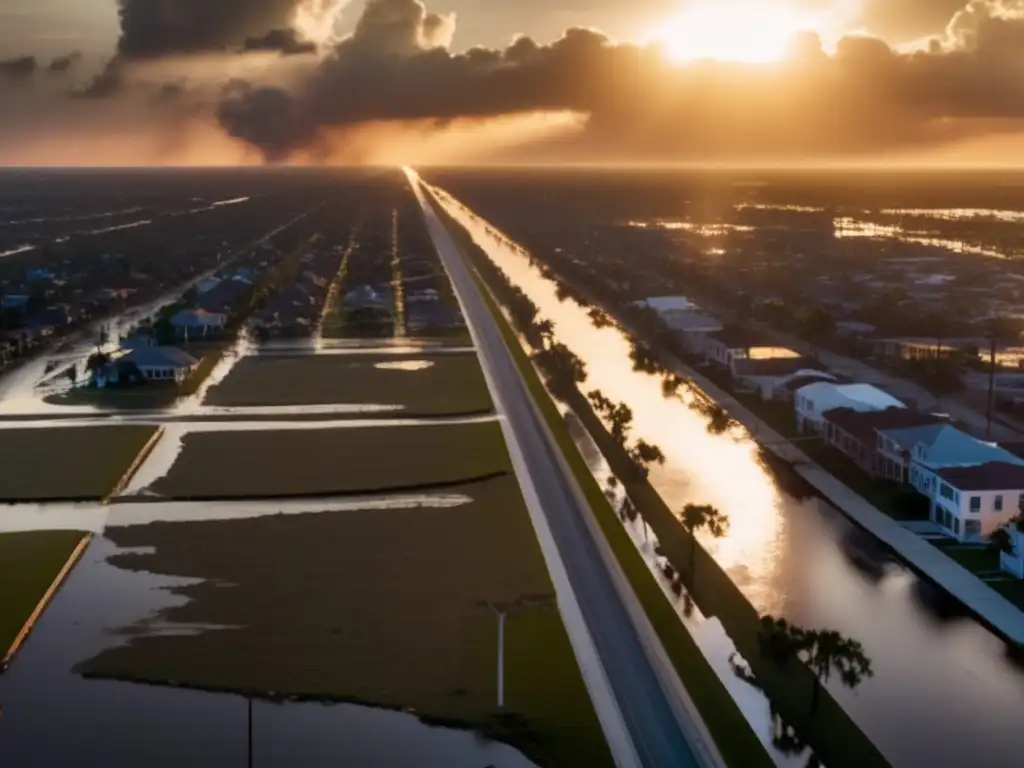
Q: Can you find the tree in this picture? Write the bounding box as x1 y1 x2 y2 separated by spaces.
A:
990 526 1014 555
535 318 555 347
67 366 78 386
679 503 729 579
661 374 686 399
758 615 873 715
85 352 110 373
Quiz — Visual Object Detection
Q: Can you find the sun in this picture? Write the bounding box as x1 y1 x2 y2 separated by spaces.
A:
649 1 814 64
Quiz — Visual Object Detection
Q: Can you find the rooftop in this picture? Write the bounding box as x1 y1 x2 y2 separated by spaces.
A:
797 381 906 412
122 346 199 369
709 326 776 350
934 461 1024 491
733 357 819 377
824 406 948 447
887 423 1024 468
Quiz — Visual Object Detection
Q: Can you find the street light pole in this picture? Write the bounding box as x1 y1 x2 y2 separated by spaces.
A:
496 610 506 709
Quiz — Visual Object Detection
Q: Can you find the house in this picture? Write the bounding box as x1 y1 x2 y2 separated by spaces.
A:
872 337 962 361
704 326 783 368
918 462 1024 541
777 371 840 402
795 382 905 434
196 276 222 295
170 308 228 338
836 321 877 339
822 406 948 478
197 280 249 314
997 524 1024 579
901 424 1024 474
1 295 29 311
732 358 829 400
631 295 700 313
344 285 392 310
118 346 199 384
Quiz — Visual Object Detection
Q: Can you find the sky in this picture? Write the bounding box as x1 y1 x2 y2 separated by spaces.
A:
1 0 1023 166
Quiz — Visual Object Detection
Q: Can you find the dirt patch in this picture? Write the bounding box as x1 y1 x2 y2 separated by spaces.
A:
80 476 610 767
203 352 491 415
150 421 511 499
0 426 158 500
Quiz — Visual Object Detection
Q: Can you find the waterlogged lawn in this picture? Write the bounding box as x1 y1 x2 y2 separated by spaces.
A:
0 426 157 501
204 352 491 415
81 476 612 767
0 531 87 656
150 421 512 499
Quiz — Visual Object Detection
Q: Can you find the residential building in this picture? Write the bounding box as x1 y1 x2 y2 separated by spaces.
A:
900 424 1024 475
821 407 948 479
119 346 199 383
998 526 1024 579
835 321 876 339
917 462 1024 541
871 337 964 361
170 308 228 338
732 358 829 400
704 326 780 368
795 382 905 434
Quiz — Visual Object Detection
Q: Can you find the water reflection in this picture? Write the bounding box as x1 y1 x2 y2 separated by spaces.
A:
374 360 435 371
433 187 1024 767
0 536 537 768
834 217 1007 259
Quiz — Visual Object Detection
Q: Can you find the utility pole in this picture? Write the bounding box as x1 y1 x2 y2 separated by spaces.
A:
479 594 556 710
248 697 253 768
987 334 997 441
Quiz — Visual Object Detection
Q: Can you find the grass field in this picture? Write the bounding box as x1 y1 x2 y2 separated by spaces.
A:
0 426 158 501
0 530 88 658
203 352 492 415
81 476 612 767
150 421 511 499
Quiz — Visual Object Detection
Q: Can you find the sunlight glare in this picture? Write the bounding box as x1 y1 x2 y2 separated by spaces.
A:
651 0 812 63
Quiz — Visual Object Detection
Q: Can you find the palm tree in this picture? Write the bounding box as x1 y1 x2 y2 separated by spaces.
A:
679 503 729 579
758 615 873 715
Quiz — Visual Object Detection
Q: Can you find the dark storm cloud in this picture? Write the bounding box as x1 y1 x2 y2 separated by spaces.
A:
0 55 38 81
242 28 318 56
48 52 82 74
208 0 1024 162
116 0 307 58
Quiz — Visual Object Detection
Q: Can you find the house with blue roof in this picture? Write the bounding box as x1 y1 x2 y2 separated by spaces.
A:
892 423 1024 540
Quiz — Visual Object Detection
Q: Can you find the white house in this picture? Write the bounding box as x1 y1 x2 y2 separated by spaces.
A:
732 360 833 401
196 276 222 295
170 308 228 338
794 382 905 434
121 346 199 383
998 526 1024 579
913 462 1024 541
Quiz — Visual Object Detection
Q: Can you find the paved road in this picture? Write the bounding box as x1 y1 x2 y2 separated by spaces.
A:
409 175 718 768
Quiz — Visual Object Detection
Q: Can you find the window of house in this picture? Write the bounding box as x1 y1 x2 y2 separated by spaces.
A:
939 484 955 501
995 495 1004 512
964 520 981 537
1019 492 1024 511
953 517 960 535
969 496 981 512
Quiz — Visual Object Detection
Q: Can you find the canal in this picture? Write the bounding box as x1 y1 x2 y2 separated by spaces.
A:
430 186 1024 768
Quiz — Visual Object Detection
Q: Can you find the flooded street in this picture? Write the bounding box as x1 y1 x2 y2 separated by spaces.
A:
434 190 1024 768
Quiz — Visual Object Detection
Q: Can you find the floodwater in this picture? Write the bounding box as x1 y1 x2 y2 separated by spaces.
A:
0 535 537 768
433 189 1024 768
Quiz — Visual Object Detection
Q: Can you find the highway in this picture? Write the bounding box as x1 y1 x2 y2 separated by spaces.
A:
408 171 722 768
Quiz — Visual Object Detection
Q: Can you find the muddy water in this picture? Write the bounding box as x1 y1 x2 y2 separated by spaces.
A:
0 535 537 768
432 188 1024 768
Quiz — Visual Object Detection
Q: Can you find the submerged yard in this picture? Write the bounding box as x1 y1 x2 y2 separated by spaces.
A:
0 531 88 659
203 352 492 415
149 421 511 499
81 476 610 767
0 426 157 501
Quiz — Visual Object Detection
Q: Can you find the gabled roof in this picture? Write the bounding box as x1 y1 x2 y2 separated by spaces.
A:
935 461 1024 491
122 346 198 369
796 381 905 413
733 357 818 378
891 423 1024 468
708 326 775 350
824 406 947 447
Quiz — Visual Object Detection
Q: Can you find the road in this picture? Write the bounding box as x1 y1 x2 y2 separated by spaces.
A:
408 171 721 768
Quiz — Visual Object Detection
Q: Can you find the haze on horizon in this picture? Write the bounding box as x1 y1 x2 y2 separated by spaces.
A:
2 0 1024 168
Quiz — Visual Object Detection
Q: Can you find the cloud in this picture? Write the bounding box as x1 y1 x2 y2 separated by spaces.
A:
48 52 83 74
116 0 307 58
9 0 1024 165
0 55 38 82
242 29 319 55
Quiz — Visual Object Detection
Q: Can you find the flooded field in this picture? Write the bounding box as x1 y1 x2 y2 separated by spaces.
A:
433 187 1024 768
